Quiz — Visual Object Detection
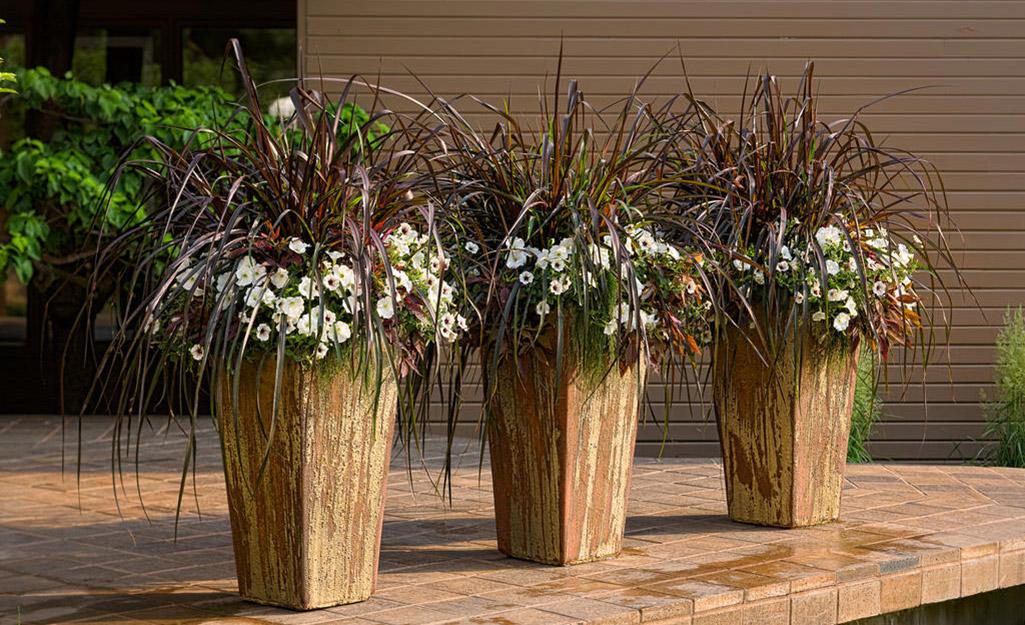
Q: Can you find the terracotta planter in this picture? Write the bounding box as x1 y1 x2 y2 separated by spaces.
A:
216 358 397 610
713 327 860 528
484 334 647 565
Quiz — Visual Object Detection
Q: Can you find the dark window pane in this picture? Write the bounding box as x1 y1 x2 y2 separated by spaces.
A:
73 28 162 87
182 28 296 102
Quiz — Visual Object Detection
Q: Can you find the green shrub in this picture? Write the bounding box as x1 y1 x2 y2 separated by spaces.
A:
0 67 380 287
848 342 880 463
982 308 1025 467
0 68 244 284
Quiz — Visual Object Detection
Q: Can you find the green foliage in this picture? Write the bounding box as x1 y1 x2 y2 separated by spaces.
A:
848 342 880 463
982 308 1025 467
0 68 245 283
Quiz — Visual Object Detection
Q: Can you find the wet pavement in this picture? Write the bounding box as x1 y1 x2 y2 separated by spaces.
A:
2 415 1025 624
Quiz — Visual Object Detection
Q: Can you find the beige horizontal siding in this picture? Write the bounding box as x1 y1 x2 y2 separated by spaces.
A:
301 0 1025 460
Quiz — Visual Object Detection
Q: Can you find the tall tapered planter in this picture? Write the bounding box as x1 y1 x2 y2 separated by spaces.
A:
216 359 397 610
484 334 647 565
713 328 860 528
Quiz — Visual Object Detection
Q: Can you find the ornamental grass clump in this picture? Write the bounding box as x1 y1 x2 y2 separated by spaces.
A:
84 43 461 484
982 308 1025 468
434 74 713 378
668 62 958 363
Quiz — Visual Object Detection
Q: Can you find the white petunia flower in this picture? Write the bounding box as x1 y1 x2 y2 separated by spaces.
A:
216 273 231 293
604 320 617 335
288 238 310 254
298 276 320 300
812 311 826 322
388 236 411 257
322 274 342 292
845 298 858 316
296 314 318 337
327 250 344 261
827 288 848 302
465 241 480 254
235 257 266 287
753 270 765 285
549 279 567 296
550 257 567 272
333 265 357 293
438 324 457 342
781 246 793 261
315 343 329 359
873 281 888 297
815 225 841 248
244 287 269 308
177 271 197 291
535 248 551 270
506 237 530 269
269 268 289 289
833 312 851 332
430 254 449 274
189 344 205 361
278 296 305 321
776 260 790 273
255 323 272 342
896 244 913 266
826 260 840 275
519 271 534 285
376 296 395 320
794 292 805 304
536 300 551 317
332 321 352 344
732 259 749 272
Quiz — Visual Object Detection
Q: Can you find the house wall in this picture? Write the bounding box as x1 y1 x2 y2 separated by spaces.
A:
299 0 1025 460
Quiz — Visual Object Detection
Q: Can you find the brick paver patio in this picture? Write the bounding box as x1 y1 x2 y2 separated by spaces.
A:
2 415 1025 624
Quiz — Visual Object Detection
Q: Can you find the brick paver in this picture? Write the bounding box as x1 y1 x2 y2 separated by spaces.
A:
2 416 1025 624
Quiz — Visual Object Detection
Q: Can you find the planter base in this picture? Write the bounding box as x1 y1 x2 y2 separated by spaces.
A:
486 341 646 565
714 331 859 528
217 359 396 610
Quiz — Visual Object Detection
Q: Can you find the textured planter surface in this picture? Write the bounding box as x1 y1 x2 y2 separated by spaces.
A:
216 358 397 610
714 329 859 528
485 338 647 565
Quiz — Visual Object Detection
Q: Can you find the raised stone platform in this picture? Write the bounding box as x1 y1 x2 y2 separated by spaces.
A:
2 416 1025 625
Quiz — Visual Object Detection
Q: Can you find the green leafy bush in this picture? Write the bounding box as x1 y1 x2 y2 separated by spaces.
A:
848 343 880 463
982 308 1025 467
0 68 246 284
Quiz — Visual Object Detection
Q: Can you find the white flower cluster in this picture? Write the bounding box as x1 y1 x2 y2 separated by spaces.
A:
384 223 468 342
738 224 921 336
181 227 466 363
500 225 706 343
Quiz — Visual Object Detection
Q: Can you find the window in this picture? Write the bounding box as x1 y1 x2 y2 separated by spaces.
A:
182 27 296 102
